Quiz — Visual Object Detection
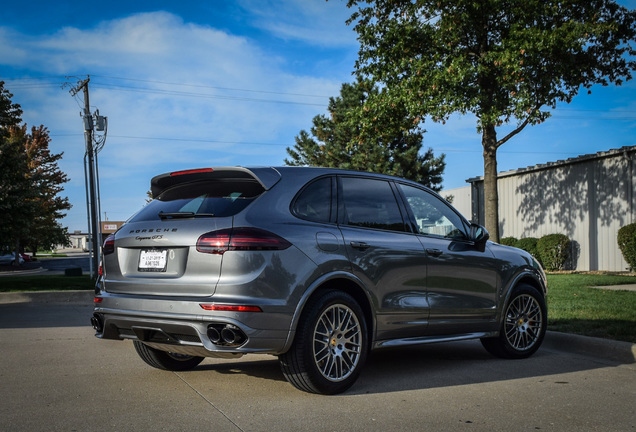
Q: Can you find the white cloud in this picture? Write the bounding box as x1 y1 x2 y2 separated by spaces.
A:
1 10 352 230
238 0 357 47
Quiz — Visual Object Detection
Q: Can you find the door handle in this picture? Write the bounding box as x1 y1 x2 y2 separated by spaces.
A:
350 241 371 250
426 248 443 257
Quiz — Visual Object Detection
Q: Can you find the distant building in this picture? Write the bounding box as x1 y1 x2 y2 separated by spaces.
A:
68 231 89 251
447 145 635 272
101 221 125 236
98 221 126 247
63 221 126 252
440 186 471 220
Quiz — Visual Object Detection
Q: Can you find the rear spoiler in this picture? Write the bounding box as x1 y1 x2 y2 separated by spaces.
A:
150 167 281 198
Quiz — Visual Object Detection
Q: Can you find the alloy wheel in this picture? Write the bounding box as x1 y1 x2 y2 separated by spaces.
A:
504 293 544 351
312 304 362 382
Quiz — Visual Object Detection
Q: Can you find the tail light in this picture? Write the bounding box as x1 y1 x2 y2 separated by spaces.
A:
102 234 115 255
196 228 292 255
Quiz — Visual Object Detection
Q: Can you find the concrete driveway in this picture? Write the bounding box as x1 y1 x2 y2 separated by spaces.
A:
0 295 634 432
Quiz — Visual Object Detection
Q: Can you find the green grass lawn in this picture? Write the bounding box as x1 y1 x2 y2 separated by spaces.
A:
1 272 634 343
546 274 636 343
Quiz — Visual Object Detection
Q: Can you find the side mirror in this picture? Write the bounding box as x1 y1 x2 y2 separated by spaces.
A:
469 223 489 252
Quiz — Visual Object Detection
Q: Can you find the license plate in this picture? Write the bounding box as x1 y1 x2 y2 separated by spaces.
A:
138 249 168 272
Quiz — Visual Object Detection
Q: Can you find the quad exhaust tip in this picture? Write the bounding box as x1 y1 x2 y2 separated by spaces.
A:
91 314 104 333
207 324 246 347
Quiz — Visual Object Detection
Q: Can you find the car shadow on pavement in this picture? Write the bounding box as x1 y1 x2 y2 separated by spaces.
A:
176 338 629 396
346 340 620 395
192 357 288 383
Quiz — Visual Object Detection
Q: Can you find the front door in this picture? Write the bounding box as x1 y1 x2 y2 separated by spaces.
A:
396 183 499 336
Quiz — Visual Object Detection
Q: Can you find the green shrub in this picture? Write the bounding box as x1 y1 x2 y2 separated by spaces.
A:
499 237 518 247
516 237 540 261
617 223 636 271
537 234 571 271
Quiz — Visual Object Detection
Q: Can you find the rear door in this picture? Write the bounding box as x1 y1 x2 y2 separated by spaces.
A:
337 176 430 341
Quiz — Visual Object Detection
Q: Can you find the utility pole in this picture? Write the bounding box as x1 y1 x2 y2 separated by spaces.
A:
69 77 101 278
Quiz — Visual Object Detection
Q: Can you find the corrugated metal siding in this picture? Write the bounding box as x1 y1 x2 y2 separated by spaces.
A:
440 186 472 220
501 162 594 270
594 156 631 271
467 146 635 271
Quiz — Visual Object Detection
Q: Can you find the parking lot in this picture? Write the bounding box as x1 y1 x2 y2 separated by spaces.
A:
0 296 634 432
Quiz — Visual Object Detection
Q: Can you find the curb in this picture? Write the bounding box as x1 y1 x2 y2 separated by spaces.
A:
1 291 634 364
544 331 636 364
0 290 93 304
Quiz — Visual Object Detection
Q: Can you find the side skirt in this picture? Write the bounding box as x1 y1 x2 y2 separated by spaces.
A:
373 331 498 350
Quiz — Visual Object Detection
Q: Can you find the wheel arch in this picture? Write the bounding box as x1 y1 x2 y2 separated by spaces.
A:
482 280 548 359
281 272 375 354
497 270 547 327
515 274 546 297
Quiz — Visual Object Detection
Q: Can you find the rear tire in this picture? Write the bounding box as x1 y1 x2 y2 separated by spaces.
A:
133 340 204 371
481 284 547 359
279 290 368 395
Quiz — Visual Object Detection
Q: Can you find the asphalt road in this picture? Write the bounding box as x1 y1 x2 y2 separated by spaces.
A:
0 298 634 432
36 254 91 274
0 253 92 276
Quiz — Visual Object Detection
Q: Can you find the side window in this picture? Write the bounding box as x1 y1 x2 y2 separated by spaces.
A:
398 183 467 239
340 177 405 232
292 177 332 223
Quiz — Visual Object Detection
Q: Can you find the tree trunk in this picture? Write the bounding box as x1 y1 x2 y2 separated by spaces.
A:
13 238 21 266
482 124 500 243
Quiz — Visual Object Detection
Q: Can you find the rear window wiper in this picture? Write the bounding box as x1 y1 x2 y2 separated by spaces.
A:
158 211 215 220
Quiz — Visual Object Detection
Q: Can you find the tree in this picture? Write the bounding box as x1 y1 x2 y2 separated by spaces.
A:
346 0 636 241
0 82 71 257
286 78 446 190
0 81 22 130
21 125 72 253
0 81 27 259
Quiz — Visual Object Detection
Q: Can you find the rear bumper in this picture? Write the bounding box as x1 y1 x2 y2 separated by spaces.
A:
92 294 293 356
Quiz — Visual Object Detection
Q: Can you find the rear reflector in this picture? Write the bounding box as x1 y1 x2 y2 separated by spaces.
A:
196 228 292 255
200 304 262 312
170 168 214 176
94 297 103 304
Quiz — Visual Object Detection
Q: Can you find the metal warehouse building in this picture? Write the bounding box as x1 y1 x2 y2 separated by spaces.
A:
449 145 635 272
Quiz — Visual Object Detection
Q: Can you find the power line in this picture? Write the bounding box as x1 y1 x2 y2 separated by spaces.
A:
89 82 328 107
48 133 605 159
4 75 636 116
2 75 330 98
2 75 332 107
90 74 331 99
52 133 292 147
1 76 68 81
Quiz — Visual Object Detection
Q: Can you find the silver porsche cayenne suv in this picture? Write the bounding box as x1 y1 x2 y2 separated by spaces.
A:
92 166 547 394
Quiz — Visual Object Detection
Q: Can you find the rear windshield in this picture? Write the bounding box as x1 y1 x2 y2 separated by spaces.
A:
129 179 264 222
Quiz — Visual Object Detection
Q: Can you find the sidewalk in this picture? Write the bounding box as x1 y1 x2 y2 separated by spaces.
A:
591 284 636 291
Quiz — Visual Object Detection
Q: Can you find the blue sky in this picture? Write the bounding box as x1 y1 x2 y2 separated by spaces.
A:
1 0 635 232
